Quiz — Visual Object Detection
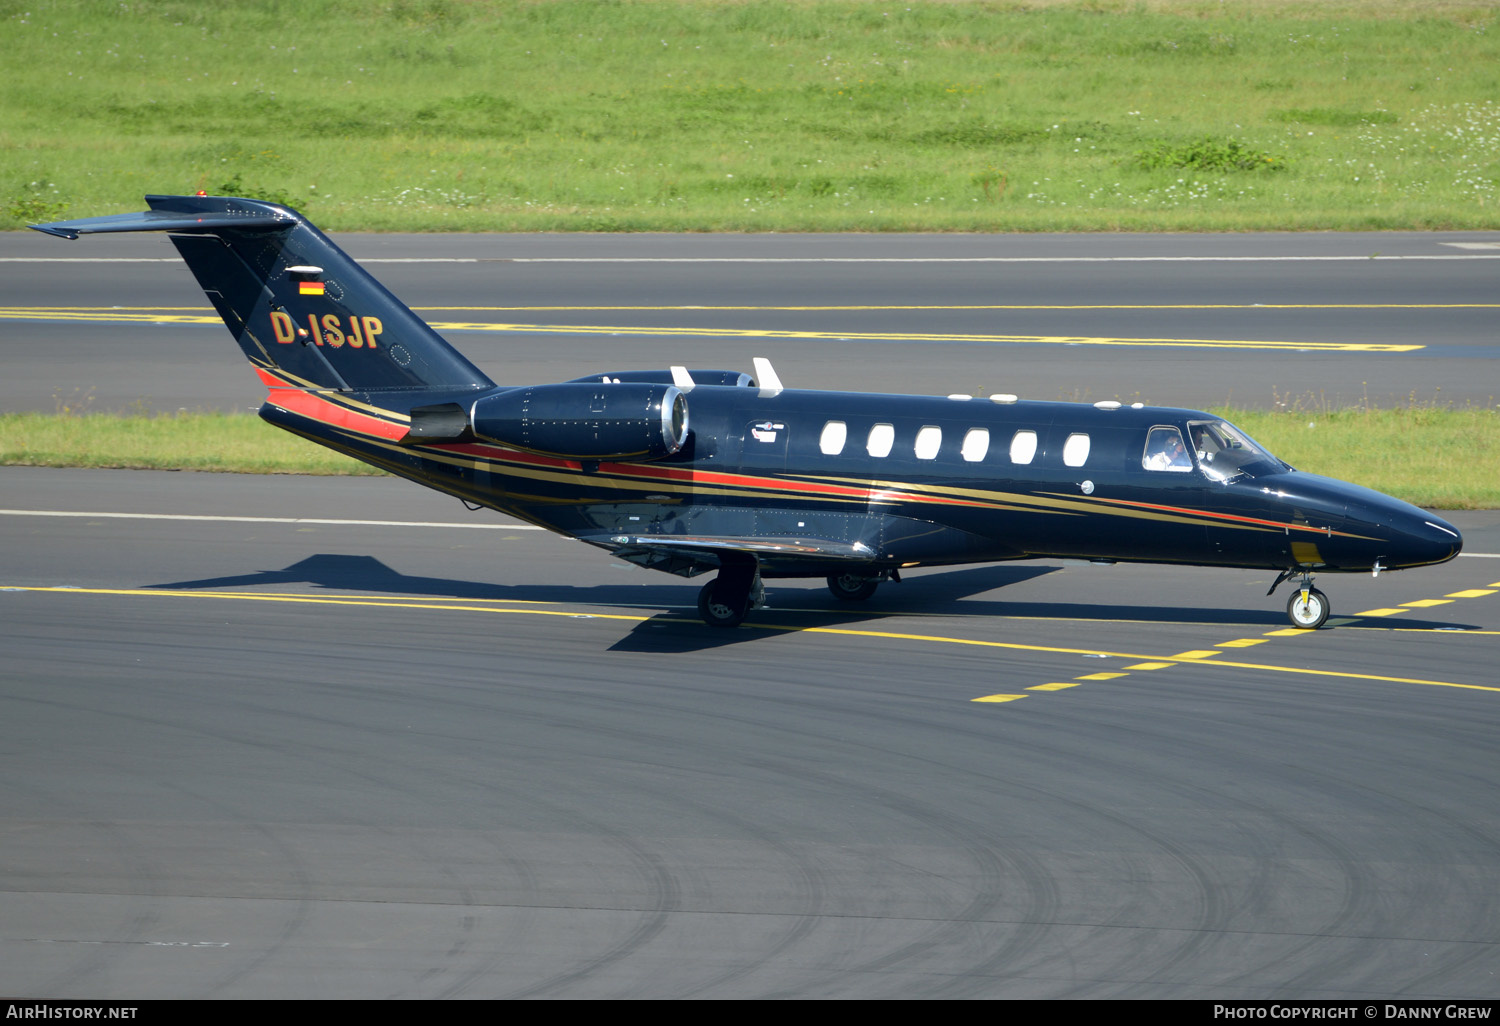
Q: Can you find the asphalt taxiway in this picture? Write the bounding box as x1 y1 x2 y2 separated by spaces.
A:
2 467 1497 998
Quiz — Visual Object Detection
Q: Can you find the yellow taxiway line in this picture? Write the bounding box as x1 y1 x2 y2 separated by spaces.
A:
0 308 1422 353
4 584 1493 696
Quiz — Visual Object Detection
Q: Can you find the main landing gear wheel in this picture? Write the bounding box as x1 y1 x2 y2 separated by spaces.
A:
826 573 879 602
698 580 750 628
1287 587 1330 630
697 562 762 628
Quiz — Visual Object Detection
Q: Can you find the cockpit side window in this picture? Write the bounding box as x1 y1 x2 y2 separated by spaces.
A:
1187 419 1286 483
1143 425 1193 472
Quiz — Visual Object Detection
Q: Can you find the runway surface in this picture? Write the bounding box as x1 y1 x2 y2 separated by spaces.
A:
2 467 1498 999
2 229 1499 998
2 228 1499 413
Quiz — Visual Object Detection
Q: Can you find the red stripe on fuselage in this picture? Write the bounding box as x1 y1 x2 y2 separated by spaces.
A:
1082 494 1367 538
432 441 879 500
262 383 408 442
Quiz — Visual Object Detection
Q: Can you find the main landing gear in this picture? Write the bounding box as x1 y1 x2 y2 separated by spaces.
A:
696 566 899 626
825 568 900 603
826 572 878 602
697 562 764 628
1269 569 1331 630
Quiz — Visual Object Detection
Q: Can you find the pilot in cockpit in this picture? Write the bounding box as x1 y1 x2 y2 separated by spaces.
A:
1144 427 1193 471
1190 425 1209 461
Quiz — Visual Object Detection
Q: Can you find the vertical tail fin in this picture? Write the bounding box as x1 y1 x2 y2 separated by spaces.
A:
31 195 494 396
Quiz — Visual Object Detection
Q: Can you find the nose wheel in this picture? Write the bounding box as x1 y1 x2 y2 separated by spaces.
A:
1286 584 1330 629
1269 569 1332 630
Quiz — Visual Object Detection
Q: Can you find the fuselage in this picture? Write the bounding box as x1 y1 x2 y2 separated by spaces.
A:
258 379 1463 581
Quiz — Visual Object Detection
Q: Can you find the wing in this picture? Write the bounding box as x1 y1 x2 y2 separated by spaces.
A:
579 532 878 577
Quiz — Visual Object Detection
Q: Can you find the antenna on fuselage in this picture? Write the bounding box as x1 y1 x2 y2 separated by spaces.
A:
752 357 783 397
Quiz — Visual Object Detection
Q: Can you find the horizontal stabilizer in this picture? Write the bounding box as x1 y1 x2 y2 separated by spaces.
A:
29 201 292 239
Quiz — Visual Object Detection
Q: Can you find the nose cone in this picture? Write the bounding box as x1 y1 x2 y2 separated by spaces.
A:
1286 472 1462 570
1394 510 1463 568
1345 494 1463 569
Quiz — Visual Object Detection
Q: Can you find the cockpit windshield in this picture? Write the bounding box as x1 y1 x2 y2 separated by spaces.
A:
1187 419 1287 483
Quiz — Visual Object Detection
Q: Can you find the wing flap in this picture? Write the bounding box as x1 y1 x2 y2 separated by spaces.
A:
582 533 877 577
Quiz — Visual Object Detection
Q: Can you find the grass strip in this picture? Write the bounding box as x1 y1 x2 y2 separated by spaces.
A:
2 407 1494 509
0 411 385 477
3 1 1499 233
1224 405 1500 510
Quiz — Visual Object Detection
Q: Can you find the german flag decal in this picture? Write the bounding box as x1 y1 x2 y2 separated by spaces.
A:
298 280 325 296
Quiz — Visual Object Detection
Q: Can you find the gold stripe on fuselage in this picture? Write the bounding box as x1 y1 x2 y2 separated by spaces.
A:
292 406 1366 543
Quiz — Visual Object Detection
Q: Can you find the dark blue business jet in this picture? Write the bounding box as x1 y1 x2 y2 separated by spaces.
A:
33 196 1462 628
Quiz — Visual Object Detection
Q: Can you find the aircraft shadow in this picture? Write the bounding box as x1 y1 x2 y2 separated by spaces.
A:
147 555 1060 613
145 554 1474 654
148 553 698 609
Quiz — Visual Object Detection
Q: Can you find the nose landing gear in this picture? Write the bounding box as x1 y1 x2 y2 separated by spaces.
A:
1270 569 1331 630
1286 583 1330 630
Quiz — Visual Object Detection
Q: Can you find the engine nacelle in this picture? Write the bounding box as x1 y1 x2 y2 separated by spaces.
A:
469 382 690 460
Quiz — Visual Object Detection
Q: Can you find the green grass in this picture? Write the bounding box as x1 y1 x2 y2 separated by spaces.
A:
0 411 385 476
3 0 1499 232
3 406 1496 509
1219 405 1500 510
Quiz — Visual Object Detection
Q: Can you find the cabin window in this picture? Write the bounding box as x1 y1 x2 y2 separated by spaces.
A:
867 423 895 458
961 427 989 462
1009 429 1038 465
1063 433 1091 467
914 425 942 460
820 420 847 456
1143 425 1192 472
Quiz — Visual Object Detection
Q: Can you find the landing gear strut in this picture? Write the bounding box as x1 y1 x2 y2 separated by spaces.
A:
696 562 763 628
1271 569 1330 630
